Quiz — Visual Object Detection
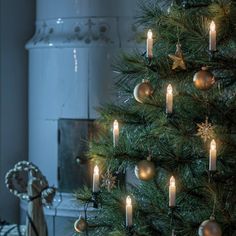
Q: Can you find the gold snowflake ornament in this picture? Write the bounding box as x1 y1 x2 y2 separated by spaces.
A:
101 171 117 192
196 117 215 142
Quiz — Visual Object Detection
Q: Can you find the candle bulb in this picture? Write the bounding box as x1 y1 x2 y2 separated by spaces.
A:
126 196 133 227
166 84 173 114
209 21 216 51
113 120 119 147
146 29 153 59
93 165 100 192
209 139 217 171
169 176 176 207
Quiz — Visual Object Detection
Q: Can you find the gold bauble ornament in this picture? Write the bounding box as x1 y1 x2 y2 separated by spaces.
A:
134 157 155 181
168 42 187 70
74 217 88 233
193 67 215 91
198 216 222 236
133 79 154 103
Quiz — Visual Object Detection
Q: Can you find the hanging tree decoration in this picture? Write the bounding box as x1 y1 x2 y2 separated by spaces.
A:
196 117 215 142
133 79 154 103
198 215 222 236
134 155 156 181
193 67 215 91
101 169 117 192
168 42 187 70
74 216 88 233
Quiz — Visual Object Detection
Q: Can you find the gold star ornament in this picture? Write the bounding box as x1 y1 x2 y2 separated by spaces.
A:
196 117 215 142
168 42 187 70
101 170 117 192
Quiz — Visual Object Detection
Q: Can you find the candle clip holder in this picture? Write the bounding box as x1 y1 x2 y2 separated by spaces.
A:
168 206 177 230
125 226 135 236
208 170 216 183
91 191 101 209
207 49 218 61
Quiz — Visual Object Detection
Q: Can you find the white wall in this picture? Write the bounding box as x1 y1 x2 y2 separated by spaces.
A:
27 0 143 188
0 0 35 223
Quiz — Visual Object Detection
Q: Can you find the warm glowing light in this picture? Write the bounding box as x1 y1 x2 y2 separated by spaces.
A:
126 196 132 205
210 21 216 31
94 165 99 175
170 176 175 187
167 84 173 95
147 29 153 39
113 120 119 130
210 139 216 150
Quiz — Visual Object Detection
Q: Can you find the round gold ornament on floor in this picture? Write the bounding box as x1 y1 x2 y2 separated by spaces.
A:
134 156 155 181
198 216 222 236
133 79 154 103
193 67 215 91
74 217 88 233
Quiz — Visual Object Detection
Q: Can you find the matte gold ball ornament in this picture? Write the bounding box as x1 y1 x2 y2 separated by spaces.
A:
193 67 215 91
133 79 154 103
198 216 222 236
134 156 155 181
74 217 88 233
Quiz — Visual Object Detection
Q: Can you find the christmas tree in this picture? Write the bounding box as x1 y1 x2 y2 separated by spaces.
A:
75 1 236 235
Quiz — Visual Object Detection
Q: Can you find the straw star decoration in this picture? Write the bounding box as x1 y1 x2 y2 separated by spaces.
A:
101 170 117 192
168 42 187 70
196 117 215 142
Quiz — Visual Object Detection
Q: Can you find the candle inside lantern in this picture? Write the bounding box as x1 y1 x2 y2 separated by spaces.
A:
126 196 133 227
166 84 173 114
113 120 119 147
209 21 216 51
146 29 153 59
169 176 176 207
209 139 217 171
93 165 100 192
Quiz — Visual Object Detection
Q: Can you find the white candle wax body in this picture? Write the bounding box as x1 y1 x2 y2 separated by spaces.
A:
113 120 119 147
209 140 217 171
169 185 176 207
93 166 100 192
166 84 173 114
209 21 216 51
146 30 153 59
209 149 216 171
169 176 176 207
126 196 133 227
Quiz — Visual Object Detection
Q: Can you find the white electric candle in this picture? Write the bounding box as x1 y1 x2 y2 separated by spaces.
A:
209 21 216 51
146 29 153 59
209 139 217 171
113 120 119 147
93 165 100 192
126 196 133 227
169 176 176 207
166 84 173 114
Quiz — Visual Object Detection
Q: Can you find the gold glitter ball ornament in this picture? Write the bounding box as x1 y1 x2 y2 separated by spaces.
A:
134 157 155 181
74 217 88 233
193 67 215 91
198 216 222 236
133 79 154 103
196 117 215 142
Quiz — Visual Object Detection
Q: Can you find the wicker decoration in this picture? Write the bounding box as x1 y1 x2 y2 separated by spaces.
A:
5 161 56 236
